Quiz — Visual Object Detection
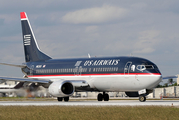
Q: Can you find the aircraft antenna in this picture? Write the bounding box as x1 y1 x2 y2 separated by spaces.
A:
88 54 91 58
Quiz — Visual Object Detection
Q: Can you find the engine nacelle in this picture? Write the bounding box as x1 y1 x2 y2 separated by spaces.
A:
48 80 74 97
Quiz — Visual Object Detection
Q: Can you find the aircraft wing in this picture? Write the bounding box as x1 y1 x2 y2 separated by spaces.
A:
162 75 178 79
0 77 89 88
0 76 51 84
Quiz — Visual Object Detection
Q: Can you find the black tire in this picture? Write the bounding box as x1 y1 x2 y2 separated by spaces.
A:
139 96 146 102
104 94 109 101
64 97 69 102
97 93 103 101
57 97 63 101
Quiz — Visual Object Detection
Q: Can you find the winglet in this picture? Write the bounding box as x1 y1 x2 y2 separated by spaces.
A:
20 12 27 20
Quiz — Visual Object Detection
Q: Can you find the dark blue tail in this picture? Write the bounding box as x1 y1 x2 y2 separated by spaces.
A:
20 12 51 62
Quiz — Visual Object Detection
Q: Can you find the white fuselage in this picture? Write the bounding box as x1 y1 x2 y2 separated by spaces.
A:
29 74 162 92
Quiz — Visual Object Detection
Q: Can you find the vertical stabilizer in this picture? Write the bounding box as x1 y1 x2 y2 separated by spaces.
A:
20 12 51 62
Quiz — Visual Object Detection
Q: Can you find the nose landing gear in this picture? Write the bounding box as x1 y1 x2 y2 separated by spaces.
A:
138 89 147 102
139 95 146 102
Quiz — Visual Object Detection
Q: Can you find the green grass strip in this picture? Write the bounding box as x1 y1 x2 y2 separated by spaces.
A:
0 106 179 120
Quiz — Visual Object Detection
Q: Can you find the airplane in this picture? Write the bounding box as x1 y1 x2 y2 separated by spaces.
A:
0 82 24 97
0 12 175 102
0 82 45 97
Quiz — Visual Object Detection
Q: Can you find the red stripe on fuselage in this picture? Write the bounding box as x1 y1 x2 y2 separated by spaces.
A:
28 73 161 78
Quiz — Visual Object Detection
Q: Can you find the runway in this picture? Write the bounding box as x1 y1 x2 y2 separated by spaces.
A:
0 100 179 106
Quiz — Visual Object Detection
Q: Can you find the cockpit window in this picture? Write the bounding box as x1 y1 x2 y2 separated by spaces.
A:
145 65 154 69
136 65 154 71
137 65 146 71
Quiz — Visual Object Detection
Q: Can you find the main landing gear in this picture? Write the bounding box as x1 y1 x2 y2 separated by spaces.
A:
97 92 109 101
57 97 69 102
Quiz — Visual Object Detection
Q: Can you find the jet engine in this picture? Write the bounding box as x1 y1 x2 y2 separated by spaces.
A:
48 80 74 97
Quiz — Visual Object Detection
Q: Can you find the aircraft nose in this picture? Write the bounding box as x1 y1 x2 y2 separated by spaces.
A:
153 63 161 74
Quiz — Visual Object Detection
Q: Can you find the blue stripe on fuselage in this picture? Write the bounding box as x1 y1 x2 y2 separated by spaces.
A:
21 56 161 76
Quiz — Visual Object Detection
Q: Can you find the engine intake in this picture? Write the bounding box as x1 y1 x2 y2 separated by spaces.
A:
61 82 74 95
48 80 74 97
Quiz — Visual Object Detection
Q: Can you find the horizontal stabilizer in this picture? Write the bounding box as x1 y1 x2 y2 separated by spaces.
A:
0 63 26 68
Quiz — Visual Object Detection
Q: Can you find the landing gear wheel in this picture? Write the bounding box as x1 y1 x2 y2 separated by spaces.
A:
64 97 69 102
57 97 63 101
139 95 146 102
97 93 103 101
104 94 109 101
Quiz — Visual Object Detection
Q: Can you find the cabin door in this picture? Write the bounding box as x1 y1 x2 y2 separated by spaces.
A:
74 66 82 76
124 62 132 76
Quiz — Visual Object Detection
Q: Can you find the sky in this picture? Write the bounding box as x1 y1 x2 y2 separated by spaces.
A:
0 0 179 84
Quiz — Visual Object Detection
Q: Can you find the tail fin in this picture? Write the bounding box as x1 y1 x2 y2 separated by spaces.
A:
14 82 24 89
20 12 51 62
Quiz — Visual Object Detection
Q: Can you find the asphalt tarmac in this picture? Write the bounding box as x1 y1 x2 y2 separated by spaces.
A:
0 100 179 106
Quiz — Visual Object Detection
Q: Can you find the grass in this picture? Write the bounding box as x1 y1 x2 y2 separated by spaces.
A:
0 106 179 120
